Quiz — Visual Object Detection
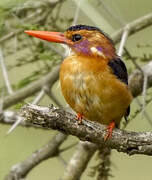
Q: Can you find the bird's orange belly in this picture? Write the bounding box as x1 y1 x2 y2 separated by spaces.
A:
60 57 132 126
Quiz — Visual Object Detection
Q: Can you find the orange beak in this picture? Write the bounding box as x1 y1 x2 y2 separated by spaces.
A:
25 30 71 44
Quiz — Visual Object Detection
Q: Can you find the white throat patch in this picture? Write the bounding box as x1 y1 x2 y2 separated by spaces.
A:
61 44 75 57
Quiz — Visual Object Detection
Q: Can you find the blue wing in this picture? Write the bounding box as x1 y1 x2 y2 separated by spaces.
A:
108 57 130 119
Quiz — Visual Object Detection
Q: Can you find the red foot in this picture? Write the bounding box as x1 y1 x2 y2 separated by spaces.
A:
76 113 83 124
104 121 115 141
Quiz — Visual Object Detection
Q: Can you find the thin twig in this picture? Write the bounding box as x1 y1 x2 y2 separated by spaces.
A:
32 89 45 105
6 64 60 134
112 12 152 44
59 142 78 153
3 64 60 109
0 8 45 43
72 0 81 26
0 48 13 94
135 98 152 126
142 73 148 116
0 97 3 121
58 155 67 168
117 25 130 57
44 85 63 107
99 0 125 26
47 43 65 57
124 48 143 72
7 89 45 134
6 116 24 135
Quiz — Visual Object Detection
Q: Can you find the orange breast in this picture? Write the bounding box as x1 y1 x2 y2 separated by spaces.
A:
60 54 132 125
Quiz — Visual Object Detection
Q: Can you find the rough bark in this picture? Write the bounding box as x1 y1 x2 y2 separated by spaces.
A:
21 104 152 156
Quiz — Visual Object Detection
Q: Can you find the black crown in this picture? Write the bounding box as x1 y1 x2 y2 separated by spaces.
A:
66 24 113 45
67 24 101 32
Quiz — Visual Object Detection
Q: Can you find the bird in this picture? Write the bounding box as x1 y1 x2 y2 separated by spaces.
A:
25 24 133 140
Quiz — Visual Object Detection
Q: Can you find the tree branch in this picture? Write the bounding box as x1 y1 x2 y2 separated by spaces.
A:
112 12 152 43
3 65 60 109
0 48 13 94
96 147 112 180
5 132 67 180
62 141 97 180
21 104 152 156
129 61 152 97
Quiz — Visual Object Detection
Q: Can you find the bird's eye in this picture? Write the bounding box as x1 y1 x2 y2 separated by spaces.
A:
72 34 82 42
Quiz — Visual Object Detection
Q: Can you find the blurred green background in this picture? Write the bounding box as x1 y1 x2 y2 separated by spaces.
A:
0 0 152 179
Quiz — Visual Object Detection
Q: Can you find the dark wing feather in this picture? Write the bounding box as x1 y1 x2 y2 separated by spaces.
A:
124 106 130 122
108 57 128 85
108 57 130 119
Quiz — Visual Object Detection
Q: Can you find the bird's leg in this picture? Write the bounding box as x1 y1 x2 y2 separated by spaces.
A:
76 113 83 124
104 121 115 141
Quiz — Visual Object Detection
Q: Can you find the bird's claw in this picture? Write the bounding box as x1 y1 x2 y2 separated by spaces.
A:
76 113 83 124
104 121 115 141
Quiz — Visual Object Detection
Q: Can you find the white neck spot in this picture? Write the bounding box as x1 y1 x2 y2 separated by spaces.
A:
90 47 106 58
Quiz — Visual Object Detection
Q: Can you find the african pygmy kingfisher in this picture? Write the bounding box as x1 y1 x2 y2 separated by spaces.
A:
25 25 133 140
